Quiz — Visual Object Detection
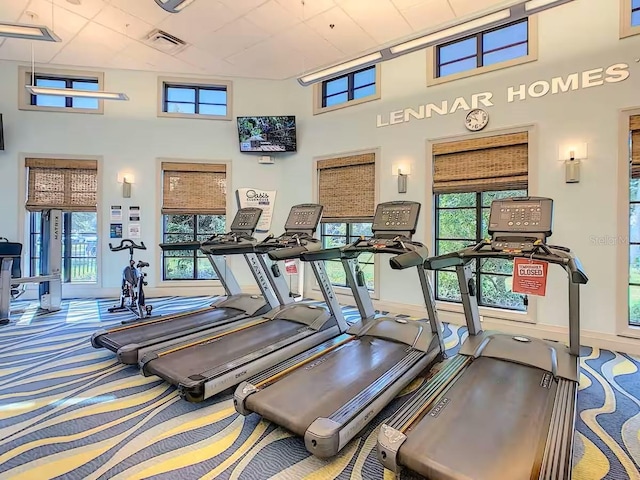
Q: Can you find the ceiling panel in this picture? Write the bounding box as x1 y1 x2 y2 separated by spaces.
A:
175 45 242 76
0 0 29 22
275 0 336 21
196 17 270 60
51 22 128 65
226 36 308 79
390 0 429 10
448 0 509 17
306 6 376 56
217 0 270 17
92 4 155 40
51 0 108 20
157 0 238 46
340 0 413 44
114 40 193 72
399 0 455 32
109 0 172 25
244 0 300 36
276 22 343 66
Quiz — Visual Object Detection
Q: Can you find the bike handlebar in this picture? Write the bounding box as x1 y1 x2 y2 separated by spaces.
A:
109 239 147 252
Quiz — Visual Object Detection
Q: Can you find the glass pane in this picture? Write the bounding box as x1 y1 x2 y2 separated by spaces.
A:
360 262 375 291
482 189 528 207
199 104 227 116
354 67 375 87
72 81 99 91
630 245 640 285
483 43 528 67
437 240 473 256
633 0 640 8
70 258 97 282
350 222 373 237
436 271 461 302
164 257 194 280
322 223 347 236
483 21 527 51
166 102 195 114
35 95 66 107
481 208 490 239
197 257 218 279
631 179 640 202
31 212 42 234
480 274 526 310
437 193 476 208
199 89 226 104
323 235 347 248
439 57 478 77
439 37 477 64
480 258 513 275
325 260 347 287
629 285 640 325
72 97 99 109
197 215 226 235
631 206 640 243
167 87 195 102
325 77 348 96
36 78 66 88
164 214 194 232
164 233 195 244
353 84 376 99
325 92 348 106
633 10 640 26
437 208 477 239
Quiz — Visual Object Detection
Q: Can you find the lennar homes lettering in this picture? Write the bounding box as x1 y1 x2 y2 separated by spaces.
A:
376 63 630 128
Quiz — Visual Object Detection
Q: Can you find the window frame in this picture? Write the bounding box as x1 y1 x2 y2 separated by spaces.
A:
18 66 105 114
426 15 538 86
620 0 640 38
157 76 233 120
313 65 381 115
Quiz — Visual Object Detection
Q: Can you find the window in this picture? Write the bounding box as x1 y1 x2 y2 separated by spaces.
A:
162 214 226 280
313 66 381 115
18 67 105 113
29 211 97 283
432 132 529 312
158 77 233 120
321 222 374 290
628 115 640 325
434 190 527 310
161 161 227 281
621 0 640 38
317 152 376 291
427 17 537 85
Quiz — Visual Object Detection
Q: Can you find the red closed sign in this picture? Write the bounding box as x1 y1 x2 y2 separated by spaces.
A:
512 258 548 296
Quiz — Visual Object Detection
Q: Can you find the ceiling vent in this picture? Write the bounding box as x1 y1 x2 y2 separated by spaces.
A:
143 29 188 55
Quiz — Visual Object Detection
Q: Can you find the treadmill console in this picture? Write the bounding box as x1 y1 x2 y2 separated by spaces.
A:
230 207 263 233
284 204 323 234
488 197 554 252
371 201 420 237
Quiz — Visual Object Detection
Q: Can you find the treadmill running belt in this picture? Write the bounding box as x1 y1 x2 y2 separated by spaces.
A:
398 357 556 480
99 308 242 349
144 319 303 385
246 337 410 436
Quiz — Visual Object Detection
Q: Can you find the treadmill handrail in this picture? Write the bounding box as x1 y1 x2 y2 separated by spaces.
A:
268 241 322 261
425 243 588 284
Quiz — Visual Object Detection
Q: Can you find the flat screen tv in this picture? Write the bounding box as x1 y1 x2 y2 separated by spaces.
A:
237 116 297 153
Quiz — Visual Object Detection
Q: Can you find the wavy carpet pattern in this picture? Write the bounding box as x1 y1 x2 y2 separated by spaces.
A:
0 296 639 480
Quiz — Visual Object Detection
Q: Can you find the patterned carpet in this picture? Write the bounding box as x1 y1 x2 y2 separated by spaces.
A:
0 296 639 480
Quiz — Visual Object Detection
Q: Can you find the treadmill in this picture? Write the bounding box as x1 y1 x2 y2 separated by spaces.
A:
377 196 588 480
234 201 446 458
92 207 292 365
140 203 351 403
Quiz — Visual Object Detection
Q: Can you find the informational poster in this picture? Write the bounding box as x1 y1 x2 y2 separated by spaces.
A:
236 188 277 232
512 258 548 296
284 259 298 275
128 223 141 239
110 223 123 239
129 206 141 222
110 206 123 222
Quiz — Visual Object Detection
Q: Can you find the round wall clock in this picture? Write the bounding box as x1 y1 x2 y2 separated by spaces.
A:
465 109 489 131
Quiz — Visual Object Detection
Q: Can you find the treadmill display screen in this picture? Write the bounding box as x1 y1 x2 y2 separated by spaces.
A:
488 197 553 236
230 208 262 232
372 201 420 234
284 204 323 232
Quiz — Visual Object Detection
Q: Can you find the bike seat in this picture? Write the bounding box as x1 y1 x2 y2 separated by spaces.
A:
138 261 150 268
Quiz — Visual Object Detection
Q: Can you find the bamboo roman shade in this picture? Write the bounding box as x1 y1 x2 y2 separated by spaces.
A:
631 115 640 178
26 158 98 212
433 132 529 194
162 162 227 215
317 153 375 222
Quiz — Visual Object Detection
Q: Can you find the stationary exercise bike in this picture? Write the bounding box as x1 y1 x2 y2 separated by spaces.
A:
107 239 154 322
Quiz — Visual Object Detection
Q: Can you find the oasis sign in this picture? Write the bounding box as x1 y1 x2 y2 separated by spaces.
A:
376 63 630 128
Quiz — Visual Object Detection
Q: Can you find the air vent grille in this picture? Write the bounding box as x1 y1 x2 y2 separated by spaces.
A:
143 29 188 55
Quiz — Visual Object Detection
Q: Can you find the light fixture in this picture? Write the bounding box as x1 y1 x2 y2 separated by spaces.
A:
0 21 60 42
558 143 587 183
392 162 412 194
298 52 383 86
117 173 135 198
154 0 196 13
25 86 129 101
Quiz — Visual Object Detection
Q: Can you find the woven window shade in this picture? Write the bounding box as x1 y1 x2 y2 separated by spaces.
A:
162 162 227 215
25 158 98 212
317 153 375 222
433 132 528 194
631 116 640 178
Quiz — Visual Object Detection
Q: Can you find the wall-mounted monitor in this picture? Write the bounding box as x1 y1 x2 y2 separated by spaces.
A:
237 116 297 153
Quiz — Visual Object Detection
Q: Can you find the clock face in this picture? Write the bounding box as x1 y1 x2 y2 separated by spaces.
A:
465 109 489 131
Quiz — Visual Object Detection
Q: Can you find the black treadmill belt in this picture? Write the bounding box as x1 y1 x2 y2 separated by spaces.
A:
99 308 242 349
246 337 410 436
399 357 555 480
144 319 302 384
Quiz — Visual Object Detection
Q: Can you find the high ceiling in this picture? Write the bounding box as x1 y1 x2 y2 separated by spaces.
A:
0 0 511 80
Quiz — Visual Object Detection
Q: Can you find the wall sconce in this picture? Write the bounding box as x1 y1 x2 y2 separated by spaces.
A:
558 143 587 183
392 162 412 194
117 172 135 198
